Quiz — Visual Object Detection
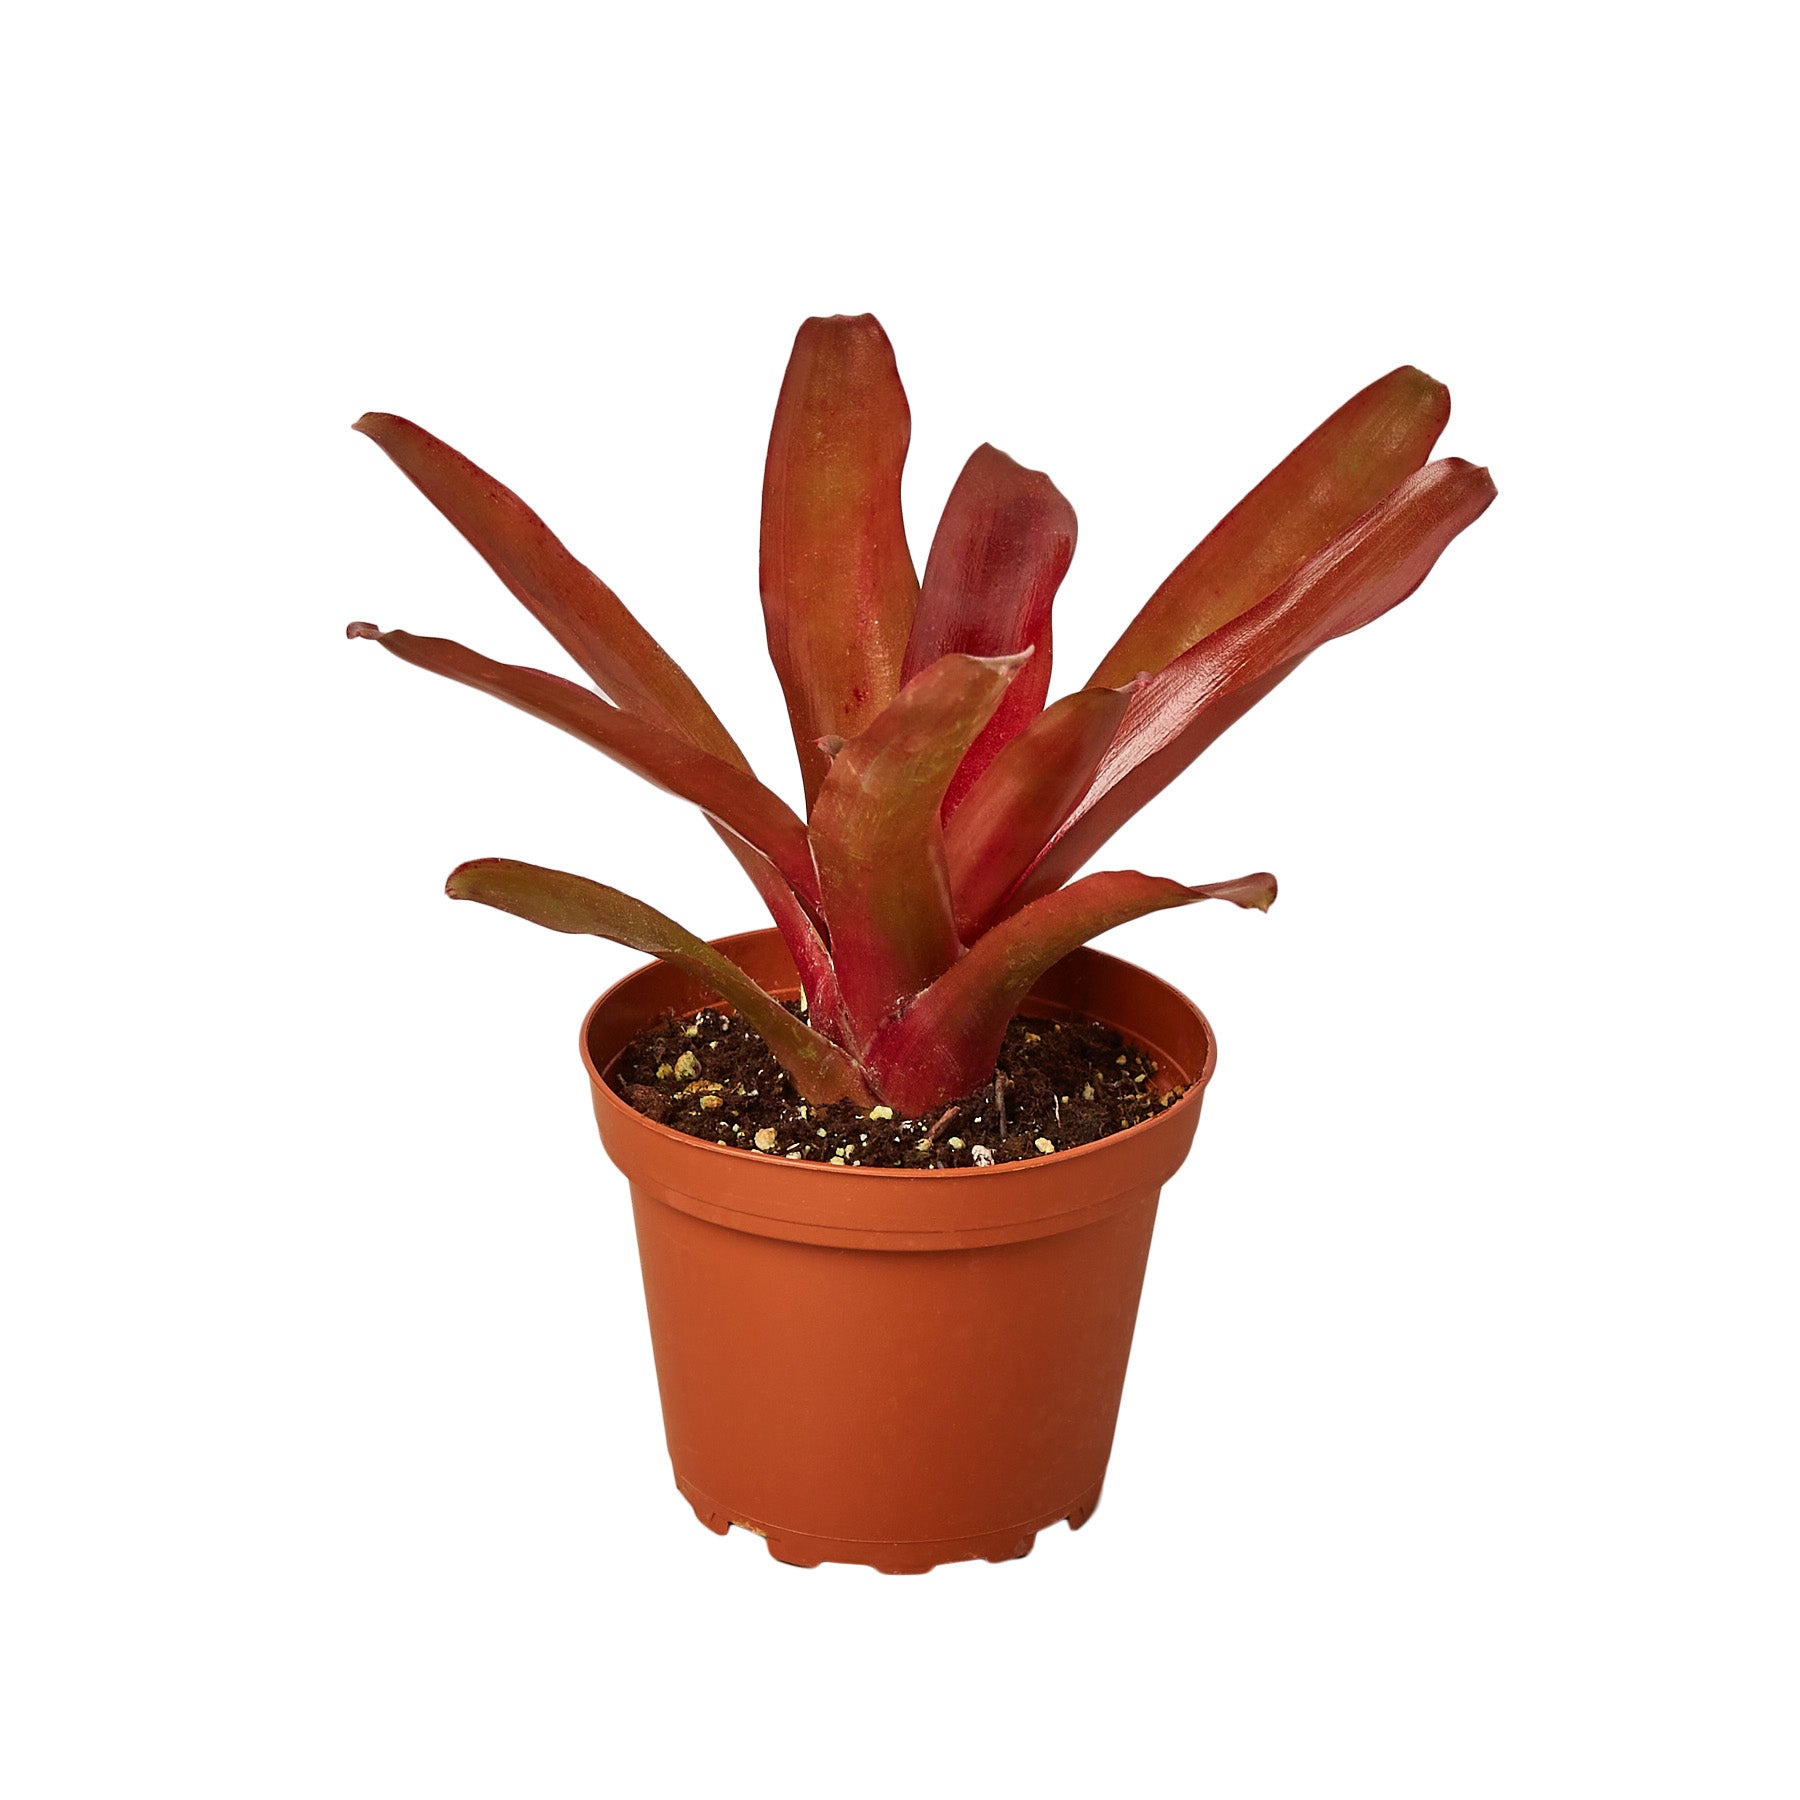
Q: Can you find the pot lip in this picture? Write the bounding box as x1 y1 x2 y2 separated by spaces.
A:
578 929 1217 1185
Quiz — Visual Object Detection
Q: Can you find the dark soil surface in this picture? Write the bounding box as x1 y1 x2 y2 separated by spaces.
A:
610 1005 1183 1168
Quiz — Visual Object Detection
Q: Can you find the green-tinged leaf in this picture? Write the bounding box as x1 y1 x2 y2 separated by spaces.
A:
1012 458 1496 909
902 445 1076 815
354 413 747 767
759 315 919 808
943 686 1133 939
1089 366 1450 688
348 624 819 908
865 870 1277 1117
810 651 1028 1048
445 859 873 1107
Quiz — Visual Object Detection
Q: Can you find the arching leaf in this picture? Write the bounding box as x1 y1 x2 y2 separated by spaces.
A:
355 413 746 767
1012 458 1496 908
1089 365 1450 688
866 870 1276 1117
445 859 873 1107
348 624 818 908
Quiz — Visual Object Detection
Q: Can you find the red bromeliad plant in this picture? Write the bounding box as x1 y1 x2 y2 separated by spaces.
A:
349 315 1493 1119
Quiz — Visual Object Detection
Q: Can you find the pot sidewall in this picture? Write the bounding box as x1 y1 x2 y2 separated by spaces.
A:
582 932 1217 1562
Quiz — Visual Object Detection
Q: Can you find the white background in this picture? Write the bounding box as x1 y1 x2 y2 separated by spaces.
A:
4 3 1794 1795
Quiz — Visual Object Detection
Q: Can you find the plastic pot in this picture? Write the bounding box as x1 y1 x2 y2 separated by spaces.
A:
580 928 1217 1573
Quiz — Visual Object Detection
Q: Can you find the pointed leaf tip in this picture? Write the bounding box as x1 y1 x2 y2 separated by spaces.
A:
863 868 1279 1115
1395 364 1449 405
1208 871 1278 910
1016 454 1493 909
978 648 1034 677
1089 363 1454 690
354 411 747 767
353 625 819 906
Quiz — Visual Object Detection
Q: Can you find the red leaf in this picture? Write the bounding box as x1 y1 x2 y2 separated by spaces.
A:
1089 365 1450 688
711 827 849 1041
902 445 1076 816
865 870 1277 1117
348 624 819 909
943 685 1133 939
809 651 1028 1048
759 315 920 809
1011 458 1496 909
354 413 746 768
445 859 874 1107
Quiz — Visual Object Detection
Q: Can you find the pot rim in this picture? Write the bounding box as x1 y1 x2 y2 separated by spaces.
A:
579 929 1217 1187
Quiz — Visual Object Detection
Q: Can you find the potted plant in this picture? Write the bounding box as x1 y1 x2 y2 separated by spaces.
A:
349 314 1493 1571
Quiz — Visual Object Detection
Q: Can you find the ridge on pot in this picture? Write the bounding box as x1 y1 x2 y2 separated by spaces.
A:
581 929 1215 1572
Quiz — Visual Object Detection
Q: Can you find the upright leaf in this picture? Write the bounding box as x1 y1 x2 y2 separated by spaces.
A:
712 826 849 1041
809 651 1027 1048
1089 366 1450 688
903 445 1076 815
355 413 747 768
445 859 873 1107
1012 458 1496 908
866 870 1277 1117
943 686 1133 939
759 315 919 808
347 624 819 908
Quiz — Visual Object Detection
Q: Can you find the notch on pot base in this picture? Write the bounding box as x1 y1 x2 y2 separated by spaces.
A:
678 1474 1105 1574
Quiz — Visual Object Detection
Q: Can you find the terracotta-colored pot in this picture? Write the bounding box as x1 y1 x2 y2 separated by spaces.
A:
581 928 1217 1573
